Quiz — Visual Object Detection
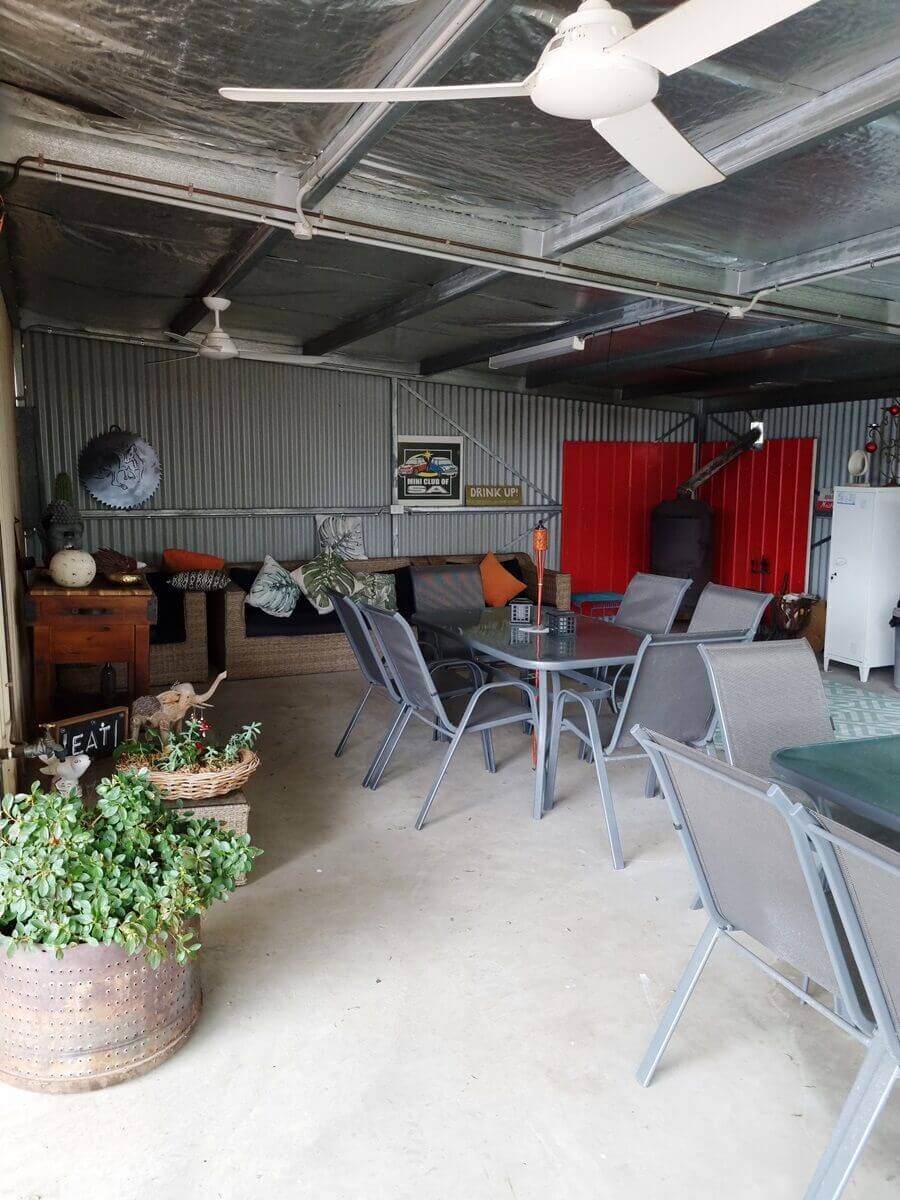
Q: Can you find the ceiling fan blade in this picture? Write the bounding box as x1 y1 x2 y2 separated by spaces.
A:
615 0 823 76
167 331 200 346
592 103 725 195
219 81 531 104
147 352 199 367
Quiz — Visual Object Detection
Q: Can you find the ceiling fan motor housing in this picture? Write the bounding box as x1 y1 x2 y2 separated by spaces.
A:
530 1 659 121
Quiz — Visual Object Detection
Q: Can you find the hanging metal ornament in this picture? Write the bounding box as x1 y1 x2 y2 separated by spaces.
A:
78 425 162 510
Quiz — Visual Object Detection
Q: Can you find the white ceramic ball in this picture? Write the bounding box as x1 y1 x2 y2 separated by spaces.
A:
49 549 97 589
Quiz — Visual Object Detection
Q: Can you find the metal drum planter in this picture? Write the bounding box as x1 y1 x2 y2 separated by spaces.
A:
0 931 201 1092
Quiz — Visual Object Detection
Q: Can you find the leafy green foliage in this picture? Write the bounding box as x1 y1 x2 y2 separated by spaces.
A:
116 720 262 775
0 770 261 965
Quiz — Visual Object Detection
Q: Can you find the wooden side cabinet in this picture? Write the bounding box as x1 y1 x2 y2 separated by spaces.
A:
25 575 157 724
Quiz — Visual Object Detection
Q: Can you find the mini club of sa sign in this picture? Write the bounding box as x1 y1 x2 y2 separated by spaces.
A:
395 435 463 506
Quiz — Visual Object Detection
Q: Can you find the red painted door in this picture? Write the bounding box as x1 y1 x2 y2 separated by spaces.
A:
561 441 694 594
698 438 816 594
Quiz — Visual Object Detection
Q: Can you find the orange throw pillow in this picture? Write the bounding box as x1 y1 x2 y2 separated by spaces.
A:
480 552 527 608
163 548 226 572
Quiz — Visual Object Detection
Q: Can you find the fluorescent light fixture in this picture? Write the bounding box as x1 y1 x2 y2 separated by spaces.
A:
489 335 585 370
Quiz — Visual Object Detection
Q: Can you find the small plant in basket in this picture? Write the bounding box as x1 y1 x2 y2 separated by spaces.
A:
115 720 262 800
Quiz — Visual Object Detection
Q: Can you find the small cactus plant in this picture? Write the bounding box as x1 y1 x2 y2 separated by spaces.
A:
43 472 79 525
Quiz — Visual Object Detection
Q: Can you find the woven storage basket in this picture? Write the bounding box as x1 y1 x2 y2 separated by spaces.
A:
146 748 259 801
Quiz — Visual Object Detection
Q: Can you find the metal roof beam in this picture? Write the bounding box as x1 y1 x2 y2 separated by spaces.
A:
419 296 687 376
702 376 900 414
169 0 513 337
526 321 838 391
297 0 514 209
542 57 900 258
303 265 502 357
735 225 900 295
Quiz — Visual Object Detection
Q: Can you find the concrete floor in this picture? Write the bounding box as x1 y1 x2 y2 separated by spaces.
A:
3 667 898 1200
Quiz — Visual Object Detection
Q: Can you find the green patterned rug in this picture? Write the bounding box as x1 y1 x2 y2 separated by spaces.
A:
825 681 900 740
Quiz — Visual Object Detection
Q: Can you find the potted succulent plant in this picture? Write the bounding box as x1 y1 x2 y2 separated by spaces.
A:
0 768 259 1092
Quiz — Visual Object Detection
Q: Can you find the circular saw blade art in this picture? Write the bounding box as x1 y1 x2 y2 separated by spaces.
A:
79 426 162 510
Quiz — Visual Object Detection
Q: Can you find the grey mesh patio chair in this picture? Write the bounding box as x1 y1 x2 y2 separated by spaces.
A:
328 591 483 790
613 572 691 633
410 563 485 658
793 809 900 1200
547 630 746 869
631 728 872 1103
600 573 691 712
687 582 773 639
701 638 833 776
361 602 538 829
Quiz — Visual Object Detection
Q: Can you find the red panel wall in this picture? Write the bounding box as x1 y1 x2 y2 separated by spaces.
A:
698 438 815 594
561 441 693 594
562 438 815 596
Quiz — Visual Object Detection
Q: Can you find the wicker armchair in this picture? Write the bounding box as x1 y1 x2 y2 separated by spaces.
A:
212 553 570 680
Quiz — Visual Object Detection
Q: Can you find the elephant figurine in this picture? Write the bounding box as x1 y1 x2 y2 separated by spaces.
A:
130 671 227 743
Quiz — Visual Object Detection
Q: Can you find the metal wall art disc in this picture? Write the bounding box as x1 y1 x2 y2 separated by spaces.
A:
79 425 161 509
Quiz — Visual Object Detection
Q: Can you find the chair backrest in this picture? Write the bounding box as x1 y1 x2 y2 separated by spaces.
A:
608 631 745 752
805 812 900 1049
411 564 483 613
613 572 690 634
700 639 833 776
327 590 394 695
360 603 448 724
635 727 860 1005
687 583 773 639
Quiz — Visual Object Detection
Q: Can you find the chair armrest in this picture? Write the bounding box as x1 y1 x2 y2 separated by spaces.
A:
429 658 486 687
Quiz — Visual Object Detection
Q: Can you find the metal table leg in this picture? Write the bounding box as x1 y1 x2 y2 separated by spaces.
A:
531 667 549 821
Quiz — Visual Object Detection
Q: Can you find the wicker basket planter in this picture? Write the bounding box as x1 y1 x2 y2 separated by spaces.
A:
0 928 201 1092
145 748 259 801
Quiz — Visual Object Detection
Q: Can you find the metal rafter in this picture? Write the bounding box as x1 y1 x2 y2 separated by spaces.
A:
303 266 503 357
735 225 900 295
542 57 900 258
526 321 838 391
419 296 688 376
169 0 514 337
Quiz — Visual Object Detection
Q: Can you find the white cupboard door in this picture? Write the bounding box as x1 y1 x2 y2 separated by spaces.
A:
826 491 874 662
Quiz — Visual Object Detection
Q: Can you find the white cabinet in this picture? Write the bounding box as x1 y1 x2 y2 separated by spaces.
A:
824 487 900 681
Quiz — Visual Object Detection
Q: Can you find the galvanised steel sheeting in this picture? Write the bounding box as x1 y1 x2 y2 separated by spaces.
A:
762 394 900 597
24 331 392 562
398 379 691 507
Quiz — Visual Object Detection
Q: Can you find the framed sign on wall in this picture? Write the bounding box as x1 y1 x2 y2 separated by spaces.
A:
395 435 463 506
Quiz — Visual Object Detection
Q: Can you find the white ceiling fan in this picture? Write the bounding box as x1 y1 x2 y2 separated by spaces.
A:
220 0 823 197
149 296 239 365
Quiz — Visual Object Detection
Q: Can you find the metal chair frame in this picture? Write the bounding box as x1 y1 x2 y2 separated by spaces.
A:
632 727 872 1079
329 590 483 790
548 631 747 869
361 602 538 829
792 810 900 1200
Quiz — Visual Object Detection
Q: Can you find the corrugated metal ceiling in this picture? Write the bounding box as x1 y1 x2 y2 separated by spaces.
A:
1 0 899 408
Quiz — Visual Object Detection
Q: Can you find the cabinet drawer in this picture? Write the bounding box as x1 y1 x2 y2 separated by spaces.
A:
50 625 135 664
30 596 151 622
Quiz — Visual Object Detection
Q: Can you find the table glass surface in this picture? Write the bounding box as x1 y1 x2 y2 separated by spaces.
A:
412 608 645 670
772 735 900 831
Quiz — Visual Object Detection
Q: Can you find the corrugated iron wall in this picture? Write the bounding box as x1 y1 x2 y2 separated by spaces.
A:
761 396 898 596
23 333 691 567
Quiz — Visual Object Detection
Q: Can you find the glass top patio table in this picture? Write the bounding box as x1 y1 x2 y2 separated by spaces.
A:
771 735 900 835
411 608 646 671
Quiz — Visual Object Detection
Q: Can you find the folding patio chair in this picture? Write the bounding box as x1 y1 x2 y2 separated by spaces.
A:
700 638 834 775
687 582 773 640
328 590 483 790
793 809 900 1200
631 727 871 1099
361 603 538 829
601 572 691 710
547 630 746 868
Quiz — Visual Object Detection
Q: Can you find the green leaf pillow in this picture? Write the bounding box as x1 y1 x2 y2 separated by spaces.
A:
355 571 397 612
246 555 301 617
297 551 357 614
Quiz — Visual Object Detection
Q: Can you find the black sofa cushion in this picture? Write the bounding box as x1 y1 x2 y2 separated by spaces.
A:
147 571 187 646
230 567 343 637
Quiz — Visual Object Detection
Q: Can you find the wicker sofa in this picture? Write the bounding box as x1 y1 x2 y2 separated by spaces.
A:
211 552 571 680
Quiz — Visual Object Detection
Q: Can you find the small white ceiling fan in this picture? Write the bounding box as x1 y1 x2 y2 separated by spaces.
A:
220 0 823 197
149 296 239 364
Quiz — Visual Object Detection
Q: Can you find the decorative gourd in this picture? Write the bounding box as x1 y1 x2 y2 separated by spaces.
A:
49 548 97 588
